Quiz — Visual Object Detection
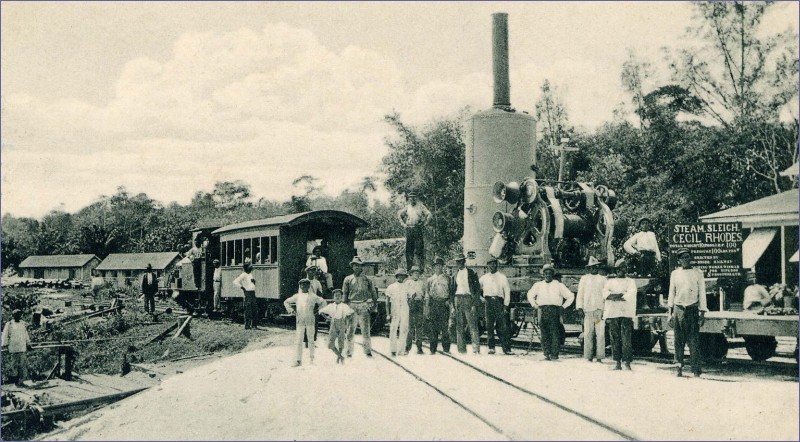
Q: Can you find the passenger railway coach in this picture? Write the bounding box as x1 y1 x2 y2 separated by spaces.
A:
174 210 367 318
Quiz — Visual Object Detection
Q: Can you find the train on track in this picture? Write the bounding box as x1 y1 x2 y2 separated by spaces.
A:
172 13 796 363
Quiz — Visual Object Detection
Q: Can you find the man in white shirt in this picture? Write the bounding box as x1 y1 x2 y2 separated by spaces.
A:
603 259 638 370
306 246 333 289
480 258 513 355
398 191 432 270
212 259 222 312
576 256 608 362
405 266 427 354
667 247 707 377
451 255 482 354
2 309 32 387
386 269 410 356
527 264 575 360
232 263 258 330
742 271 771 312
284 279 327 367
319 289 354 364
623 217 661 277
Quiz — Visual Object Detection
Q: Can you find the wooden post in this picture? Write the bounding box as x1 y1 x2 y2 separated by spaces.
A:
63 347 74 381
173 316 192 339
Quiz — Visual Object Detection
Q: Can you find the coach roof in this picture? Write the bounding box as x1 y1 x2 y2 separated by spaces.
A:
212 210 367 235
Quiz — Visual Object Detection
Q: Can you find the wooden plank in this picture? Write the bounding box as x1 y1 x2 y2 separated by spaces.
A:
172 316 192 339
1 387 150 422
139 321 180 347
61 305 122 326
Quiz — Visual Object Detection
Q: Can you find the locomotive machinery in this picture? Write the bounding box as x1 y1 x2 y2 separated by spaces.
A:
463 13 617 269
490 178 617 268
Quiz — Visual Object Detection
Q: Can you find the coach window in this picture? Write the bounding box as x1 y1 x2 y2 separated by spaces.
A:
270 235 278 264
233 240 241 266
258 237 268 264
221 242 226 267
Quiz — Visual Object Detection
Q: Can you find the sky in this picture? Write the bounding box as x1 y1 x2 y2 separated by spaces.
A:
2 1 798 218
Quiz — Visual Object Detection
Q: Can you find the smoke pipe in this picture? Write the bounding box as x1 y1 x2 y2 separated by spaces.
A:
492 12 510 108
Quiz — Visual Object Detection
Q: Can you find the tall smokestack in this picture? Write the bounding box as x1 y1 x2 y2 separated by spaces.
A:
492 12 510 108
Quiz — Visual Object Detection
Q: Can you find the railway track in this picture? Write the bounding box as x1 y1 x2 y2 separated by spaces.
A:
341 334 640 441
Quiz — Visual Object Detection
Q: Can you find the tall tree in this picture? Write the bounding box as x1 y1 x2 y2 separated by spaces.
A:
534 79 573 180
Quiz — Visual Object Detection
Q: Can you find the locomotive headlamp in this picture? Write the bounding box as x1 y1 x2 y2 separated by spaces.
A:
492 211 516 233
492 181 521 205
519 178 539 204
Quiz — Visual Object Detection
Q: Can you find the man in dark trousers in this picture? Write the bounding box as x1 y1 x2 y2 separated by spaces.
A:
398 191 432 271
425 257 452 354
668 247 707 377
141 263 158 314
527 264 575 360
450 254 482 354
479 258 514 355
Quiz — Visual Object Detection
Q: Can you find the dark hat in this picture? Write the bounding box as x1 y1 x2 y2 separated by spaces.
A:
395 268 408 277
675 247 692 258
12 309 21 315
350 256 364 266
433 257 445 266
212 259 220 264
305 265 318 273
454 254 467 262
299 278 311 285
637 217 652 228
487 257 499 265
409 266 422 274
332 288 344 297
541 263 555 274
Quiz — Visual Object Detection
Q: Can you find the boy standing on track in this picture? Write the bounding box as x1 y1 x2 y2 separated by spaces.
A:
386 268 410 356
405 266 427 354
319 289 354 364
285 279 327 367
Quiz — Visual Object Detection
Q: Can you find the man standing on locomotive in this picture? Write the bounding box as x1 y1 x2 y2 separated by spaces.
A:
284 278 327 367
451 254 482 354
528 264 575 360
398 191 432 271
623 217 662 277
233 262 258 330
668 247 707 377
576 256 607 362
405 265 427 354
603 259 638 370
343 256 377 358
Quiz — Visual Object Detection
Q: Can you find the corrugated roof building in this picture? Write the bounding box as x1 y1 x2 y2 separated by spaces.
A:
18 254 101 281
96 252 181 288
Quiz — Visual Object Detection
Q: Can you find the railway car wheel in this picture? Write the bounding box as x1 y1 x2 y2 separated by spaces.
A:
631 330 656 356
699 333 728 363
743 336 777 361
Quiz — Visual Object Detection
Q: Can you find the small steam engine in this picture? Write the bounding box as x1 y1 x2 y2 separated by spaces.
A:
489 178 617 268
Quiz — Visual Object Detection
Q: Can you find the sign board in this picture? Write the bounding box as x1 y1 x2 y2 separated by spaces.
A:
668 222 743 277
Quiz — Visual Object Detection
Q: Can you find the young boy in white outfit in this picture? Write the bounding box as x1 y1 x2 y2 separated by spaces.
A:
284 279 327 367
319 289 354 364
386 268 410 356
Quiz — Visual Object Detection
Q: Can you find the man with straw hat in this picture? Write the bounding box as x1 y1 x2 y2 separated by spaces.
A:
576 256 608 362
386 268 411 356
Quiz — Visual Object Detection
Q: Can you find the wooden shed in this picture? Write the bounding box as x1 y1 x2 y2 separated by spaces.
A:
95 252 181 288
18 254 100 281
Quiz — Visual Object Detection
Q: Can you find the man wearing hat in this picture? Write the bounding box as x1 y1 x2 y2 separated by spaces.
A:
212 259 222 312
285 278 328 366
2 309 32 387
668 247 707 377
480 258 514 355
342 256 378 357
576 256 608 362
623 217 662 277
306 246 333 289
451 255 482 354
603 259 638 370
140 263 158 315
386 268 410 356
527 264 575 360
405 265 427 354
425 257 453 354
398 191 432 270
